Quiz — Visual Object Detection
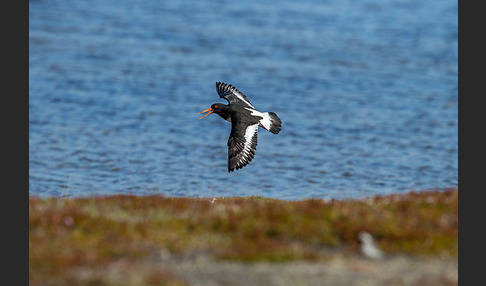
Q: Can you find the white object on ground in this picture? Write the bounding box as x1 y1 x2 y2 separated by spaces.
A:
358 231 385 260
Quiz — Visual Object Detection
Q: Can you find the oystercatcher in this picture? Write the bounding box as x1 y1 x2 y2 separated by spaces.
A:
198 82 282 172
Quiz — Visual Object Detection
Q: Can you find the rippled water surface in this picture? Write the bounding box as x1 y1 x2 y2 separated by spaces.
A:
29 0 458 200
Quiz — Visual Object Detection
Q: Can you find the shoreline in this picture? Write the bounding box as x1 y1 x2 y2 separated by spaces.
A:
30 188 458 285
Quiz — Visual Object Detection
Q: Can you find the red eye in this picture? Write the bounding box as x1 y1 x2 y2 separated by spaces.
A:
214 105 218 108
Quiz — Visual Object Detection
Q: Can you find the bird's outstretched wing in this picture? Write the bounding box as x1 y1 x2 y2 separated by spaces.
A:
227 123 258 172
216 82 255 109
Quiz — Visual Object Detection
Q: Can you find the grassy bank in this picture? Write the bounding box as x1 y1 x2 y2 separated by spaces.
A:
29 188 457 285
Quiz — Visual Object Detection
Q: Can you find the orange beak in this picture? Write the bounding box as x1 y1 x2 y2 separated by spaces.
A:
197 108 214 119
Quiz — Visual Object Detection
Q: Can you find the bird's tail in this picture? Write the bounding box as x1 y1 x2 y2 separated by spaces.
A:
259 112 282 134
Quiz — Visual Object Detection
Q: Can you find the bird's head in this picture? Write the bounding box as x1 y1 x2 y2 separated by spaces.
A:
358 231 374 245
197 103 229 119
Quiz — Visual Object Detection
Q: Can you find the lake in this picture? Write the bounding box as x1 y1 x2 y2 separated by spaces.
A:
29 0 458 200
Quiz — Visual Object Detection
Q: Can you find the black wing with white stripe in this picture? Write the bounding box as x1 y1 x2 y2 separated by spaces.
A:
216 82 255 109
227 123 258 172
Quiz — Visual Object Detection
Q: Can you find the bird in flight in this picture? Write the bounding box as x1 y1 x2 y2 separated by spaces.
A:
198 82 282 172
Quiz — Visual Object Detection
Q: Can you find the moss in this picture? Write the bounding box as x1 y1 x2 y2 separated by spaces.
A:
30 188 457 285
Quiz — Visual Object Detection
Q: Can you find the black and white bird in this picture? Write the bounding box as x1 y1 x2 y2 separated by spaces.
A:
198 82 282 172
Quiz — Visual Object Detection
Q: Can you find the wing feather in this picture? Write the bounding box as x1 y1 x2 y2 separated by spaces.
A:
227 124 258 172
216 82 255 109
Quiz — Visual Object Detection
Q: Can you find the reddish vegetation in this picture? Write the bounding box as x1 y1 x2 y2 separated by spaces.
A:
29 188 457 285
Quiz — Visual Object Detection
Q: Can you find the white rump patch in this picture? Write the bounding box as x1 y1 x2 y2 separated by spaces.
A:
246 108 272 131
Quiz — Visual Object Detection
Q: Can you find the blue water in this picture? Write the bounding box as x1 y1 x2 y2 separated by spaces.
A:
29 0 458 200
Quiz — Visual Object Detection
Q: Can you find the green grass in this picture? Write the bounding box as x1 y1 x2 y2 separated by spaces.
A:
29 188 457 285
